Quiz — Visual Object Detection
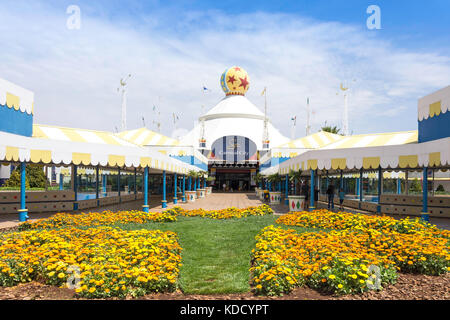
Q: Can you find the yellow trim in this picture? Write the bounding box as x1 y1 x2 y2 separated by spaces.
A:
331 158 346 170
429 101 441 118
108 155 125 167
6 92 20 111
159 150 167 155
307 159 318 170
5 146 19 161
362 157 380 169
140 157 152 167
399 155 418 168
30 150 52 164
429 152 440 167
72 152 91 165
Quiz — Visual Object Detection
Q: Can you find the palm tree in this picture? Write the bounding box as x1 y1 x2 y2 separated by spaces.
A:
267 173 282 192
288 169 303 195
321 121 342 135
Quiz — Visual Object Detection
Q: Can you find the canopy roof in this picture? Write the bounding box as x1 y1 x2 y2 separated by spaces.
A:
278 136 450 174
0 131 201 174
0 78 34 115
33 124 134 146
276 131 343 149
116 127 180 147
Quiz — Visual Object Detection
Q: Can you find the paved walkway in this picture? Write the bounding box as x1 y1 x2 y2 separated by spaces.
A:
1 192 449 230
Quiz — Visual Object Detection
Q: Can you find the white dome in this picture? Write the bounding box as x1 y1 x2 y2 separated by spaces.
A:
179 95 289 150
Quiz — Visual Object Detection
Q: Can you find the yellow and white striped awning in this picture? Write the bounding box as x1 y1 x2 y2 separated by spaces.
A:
0 78 34 115
321 131 418 150
116 127 180 147
278 136 450 174
277 131 343 149
33 124 134 147
418 85 450 121
0 131 201 175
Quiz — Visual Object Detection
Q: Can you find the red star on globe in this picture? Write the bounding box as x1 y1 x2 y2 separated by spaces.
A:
239 76 249 89
228 75 236 84
234 67 241 71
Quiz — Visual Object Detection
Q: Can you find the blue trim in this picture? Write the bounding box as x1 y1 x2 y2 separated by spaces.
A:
422 167 429 222
173 173 178 204
182 175 186 202
418 111 450 143
162 170 167 208
0 104 33 136
310 169 315 211
143 167 149 212
19 162 28 222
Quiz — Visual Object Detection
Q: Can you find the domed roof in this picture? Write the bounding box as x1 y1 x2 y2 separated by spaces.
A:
220 66 250 96
201 95 265 121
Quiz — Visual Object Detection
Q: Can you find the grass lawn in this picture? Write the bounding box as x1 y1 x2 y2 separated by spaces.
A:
114 215 319 295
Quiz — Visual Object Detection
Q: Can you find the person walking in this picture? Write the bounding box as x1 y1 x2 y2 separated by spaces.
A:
326 183 335 210
339 188 345 211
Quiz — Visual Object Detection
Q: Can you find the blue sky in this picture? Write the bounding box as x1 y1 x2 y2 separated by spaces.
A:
1 0 450 139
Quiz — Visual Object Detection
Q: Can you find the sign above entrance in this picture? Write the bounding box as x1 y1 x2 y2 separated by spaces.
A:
210 136 257 163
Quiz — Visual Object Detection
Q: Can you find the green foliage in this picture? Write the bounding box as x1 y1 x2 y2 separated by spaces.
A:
4 164 48 189
321 121 342 135
267 173 282 183
288 169 302 182
436 184 445 192
409 178 422 193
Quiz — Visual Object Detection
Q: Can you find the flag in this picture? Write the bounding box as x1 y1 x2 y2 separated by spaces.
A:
203 86 211 93
291 116 296 125
153 105 156 111
261 87 266 96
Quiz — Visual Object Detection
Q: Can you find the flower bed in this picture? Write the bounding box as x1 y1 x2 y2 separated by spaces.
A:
276 209 449 237
165 205 273 219
0 227 182 298
250 210 450 296
19 210 178 230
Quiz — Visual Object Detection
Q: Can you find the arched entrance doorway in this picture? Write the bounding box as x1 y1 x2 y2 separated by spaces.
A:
208 136 258 192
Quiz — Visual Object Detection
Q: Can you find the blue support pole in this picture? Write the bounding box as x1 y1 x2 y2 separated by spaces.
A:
422 167 429 222
193 178 197 191
134 168 137 199
117 168 121 203
285 174 289 205
182 175 186 202
356 178 360 196
18 162 28 222
59 174 64 190
397 178 401 195
102 174 107 197
189 176 192 191
143 167 149 213
377 166 382 213
73 165 78 210
310 169 315 211
268 182 272 192
95 166 99 205
340 170 344 190
162 170 167 208
359 168 363 209
173 173 178 204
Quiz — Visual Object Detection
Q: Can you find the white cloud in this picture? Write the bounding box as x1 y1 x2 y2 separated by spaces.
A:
1 2 449 140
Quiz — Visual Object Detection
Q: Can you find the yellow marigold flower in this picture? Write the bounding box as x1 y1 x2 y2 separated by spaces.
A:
328 275 336 280
57 273 65 279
